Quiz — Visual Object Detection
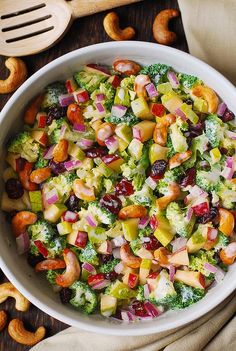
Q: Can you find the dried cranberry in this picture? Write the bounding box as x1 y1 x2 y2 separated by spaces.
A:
85 146 108 158
188 120 205 137
105 271 118 281
100 194 122 215
15 157 26 172
115 178 134 196
100 254 113 264
5 210 18 223
185 98 193 105
131 301 149 317
65 194 80 212
150 160 167 178
221 109 235 122
219 147 228 155
179 168 196 187
5 178 24 199
197 207 218 224
46 106 67 125
59 288 72 304
27 253 44 268
49 160 66 175
143 235 160 250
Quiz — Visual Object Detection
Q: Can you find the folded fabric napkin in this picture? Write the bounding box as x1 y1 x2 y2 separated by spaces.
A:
31 1 236 350
178 0 236 85
31 292 236 351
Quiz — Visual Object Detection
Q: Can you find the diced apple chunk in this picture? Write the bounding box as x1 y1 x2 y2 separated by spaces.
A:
133 120 156 142
44 204 67 223
149 143 168 164
154 216 175 247
121 218 139 241
169 248 189 266
101 295 117 317
131 97 153 120
174 270 205 289
128 139 143 160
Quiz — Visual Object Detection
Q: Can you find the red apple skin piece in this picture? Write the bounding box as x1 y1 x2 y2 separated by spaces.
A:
102 154 124 172
169 248 189 266
174 270 205 289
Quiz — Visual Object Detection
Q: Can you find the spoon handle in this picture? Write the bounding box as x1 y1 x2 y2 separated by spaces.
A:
69 0 142 19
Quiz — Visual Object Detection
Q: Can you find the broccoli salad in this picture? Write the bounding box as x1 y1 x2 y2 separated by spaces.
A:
2 59 236 322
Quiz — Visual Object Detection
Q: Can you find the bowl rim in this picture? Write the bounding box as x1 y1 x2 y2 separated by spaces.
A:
0 41 236 335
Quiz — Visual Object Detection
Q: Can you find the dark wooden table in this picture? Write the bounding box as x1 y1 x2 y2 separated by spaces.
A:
0 0 188 350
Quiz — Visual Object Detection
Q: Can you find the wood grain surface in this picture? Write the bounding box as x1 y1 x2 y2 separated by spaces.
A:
0 0 188 350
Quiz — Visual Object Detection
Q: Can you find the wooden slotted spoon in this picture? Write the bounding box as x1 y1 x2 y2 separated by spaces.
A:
0 0 142 57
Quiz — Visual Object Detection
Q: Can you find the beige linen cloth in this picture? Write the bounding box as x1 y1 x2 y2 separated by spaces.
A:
31 1 236 350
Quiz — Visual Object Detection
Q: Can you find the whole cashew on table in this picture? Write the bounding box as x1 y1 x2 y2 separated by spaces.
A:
0 57 27 94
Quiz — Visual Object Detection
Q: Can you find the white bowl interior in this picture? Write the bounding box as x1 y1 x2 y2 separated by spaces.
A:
0 42 236 335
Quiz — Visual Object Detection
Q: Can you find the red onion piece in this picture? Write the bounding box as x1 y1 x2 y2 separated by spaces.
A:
79 138 94 149
133 127 142 140
73 123 86 132
186 207 194 222
95 102 105 113
95 93 105 102
60 125 67 138
105 136 119 153
145 83 158 97
143 284 150 299
217 102 227 116
226 130 236 140
204 263 217 274
167 71 180 89
62 211 78 223
114 261 124 274
145 176 157 190
43 145 56 160
64 160 82 171
111 104 127 118
112 247 121 259
144 301 161 318
16 232 30 255
175 107 187 120
138 216 150 229
215 267 225 283
59 93 74 107
45 188 59 205
85 215 97 227
82 262 96 275
121 311 136 322
221 157 234 179
93 279 111 290
168 265 176 282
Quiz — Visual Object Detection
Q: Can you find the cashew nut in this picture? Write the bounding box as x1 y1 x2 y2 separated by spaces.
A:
24 94 45 125
0 283 30 312
18 162 38 191
96 122 114 146
153 9 179 45
0 57 27 94
169 150 192 169
220 242 236 265
8 319 45 346
35 258 66 272
118 204 147 219
120 244 141 268
103 12 135 41
191 85 219 113
29 167 51 184
156 182 181 210
134 74 151 97
0 311 7 332
55 249 81 287
73 179 96 202
113 59 141 76
153 113 176 146
53 139 69 163
12 211 37 237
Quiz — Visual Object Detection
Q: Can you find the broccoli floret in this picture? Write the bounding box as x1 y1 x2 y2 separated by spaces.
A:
157 168 183 195
140 63 171 82
91 82 115 111
189 249 216 276
196 170 220 192
217 181 236 209
74 70 107 94
120 75 136 90
29 243 40 256
41 82 67 110
105 109 139 126
183 134 209 170
88 202 116 225
99 259 120 274
130 183 155 207
48 236 67 257
169 119 188 153
138 226 153 238
136 285 145 302
8 131 40 162
46 269 63 285
172 282 205 308
35 148 49 169
214 233 230 250
103 179 115 193
205 114 225 148
130 238 142 255
28 220 55 244
166 134 176 158
69 281 98 314
166 202 195 237
179 73 202 90
79 242 99 266
47 118 68 144
44 173 76 202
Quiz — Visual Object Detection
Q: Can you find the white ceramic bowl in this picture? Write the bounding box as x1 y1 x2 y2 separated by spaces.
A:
0 42 236 336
